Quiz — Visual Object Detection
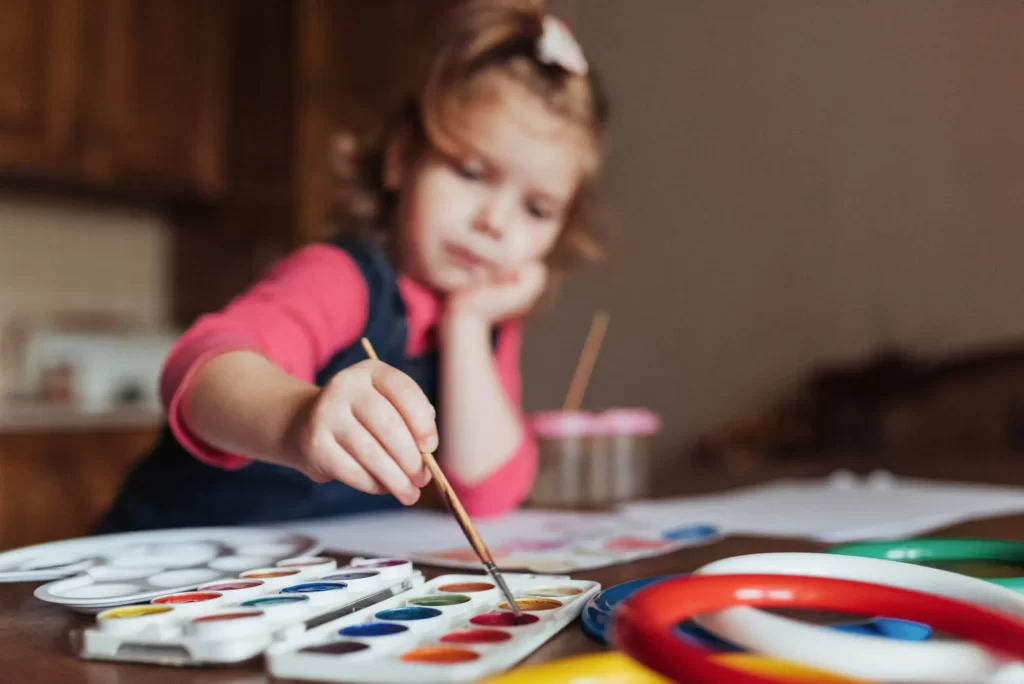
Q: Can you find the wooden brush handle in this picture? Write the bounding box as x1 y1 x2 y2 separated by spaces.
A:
421 451 494 565
360 337 494 565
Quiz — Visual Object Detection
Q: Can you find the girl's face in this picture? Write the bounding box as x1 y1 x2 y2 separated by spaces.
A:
387 73 593 293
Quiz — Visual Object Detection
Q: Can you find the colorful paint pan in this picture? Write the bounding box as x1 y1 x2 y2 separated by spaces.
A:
337 622 415 649
197 579 266 603
239 567 302 589
373 606 444 633
440 629 513 644
407 593 472 610
349 558 412 581
437 581 497 603
400 645 480 664
281 581 348 592
240 595 310 621
352 558 409 568
438 581 495 593
470 611 540 627
338 622 409 638
374 606 442 622
98 605 174 618
97 604 175 635
300 641 371 656
322 571 379 581
280 582 349 604
152 591 225 615
498 598 562 612
320 571 383 592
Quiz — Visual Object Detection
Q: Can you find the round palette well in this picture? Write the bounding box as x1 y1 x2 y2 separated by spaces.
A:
581 574 933 646
15 527 320 611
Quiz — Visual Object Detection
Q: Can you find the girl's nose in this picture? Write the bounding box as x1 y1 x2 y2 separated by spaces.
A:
473 194 513 239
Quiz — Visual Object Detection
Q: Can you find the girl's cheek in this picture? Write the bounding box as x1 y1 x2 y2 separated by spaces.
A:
529 226 560 260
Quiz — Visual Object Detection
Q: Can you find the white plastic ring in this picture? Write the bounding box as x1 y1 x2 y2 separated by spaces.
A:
692 552 1024 683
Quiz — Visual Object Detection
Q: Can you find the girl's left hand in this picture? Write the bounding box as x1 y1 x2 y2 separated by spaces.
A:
447 261 547 323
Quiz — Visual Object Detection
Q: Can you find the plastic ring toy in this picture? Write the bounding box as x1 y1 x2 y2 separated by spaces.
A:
829 537 1024 593
582 573 930 646
690 552 1024 681
610 573 1024 684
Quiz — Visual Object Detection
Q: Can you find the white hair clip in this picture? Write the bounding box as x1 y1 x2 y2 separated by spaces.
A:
536 15 589 75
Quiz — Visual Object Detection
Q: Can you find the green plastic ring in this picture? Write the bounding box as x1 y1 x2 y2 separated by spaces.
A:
828 538 1024 592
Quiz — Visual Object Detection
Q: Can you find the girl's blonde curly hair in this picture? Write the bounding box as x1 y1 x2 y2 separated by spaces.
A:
327 0 611 297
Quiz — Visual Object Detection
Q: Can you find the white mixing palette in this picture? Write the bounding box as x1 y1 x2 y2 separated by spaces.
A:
266 572 601 684
0 527 320 612
77 556 425 665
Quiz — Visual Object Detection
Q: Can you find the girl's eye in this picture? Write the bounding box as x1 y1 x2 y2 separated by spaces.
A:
526 201 554 220
456 159 485 180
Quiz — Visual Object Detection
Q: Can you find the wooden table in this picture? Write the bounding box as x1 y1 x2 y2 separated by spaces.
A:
2 512 1023 683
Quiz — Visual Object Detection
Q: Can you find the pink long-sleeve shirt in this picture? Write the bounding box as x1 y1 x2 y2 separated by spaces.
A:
160 243 537 518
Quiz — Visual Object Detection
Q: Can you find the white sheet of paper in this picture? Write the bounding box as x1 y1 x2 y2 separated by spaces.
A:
279 472 1024 569
623 471 1024 543
279 508 719 573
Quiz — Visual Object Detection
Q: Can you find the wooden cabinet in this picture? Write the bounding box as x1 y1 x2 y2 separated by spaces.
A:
0 0 86 178
294 0 461 244
0 427 157 550
82 0 231 196
0 0 231 197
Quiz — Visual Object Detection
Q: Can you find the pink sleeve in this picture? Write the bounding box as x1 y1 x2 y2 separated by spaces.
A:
161 245 370 469
445 321 538 518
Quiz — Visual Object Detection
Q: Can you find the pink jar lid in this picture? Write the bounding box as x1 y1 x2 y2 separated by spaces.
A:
528 411 596 438
592 408 661 436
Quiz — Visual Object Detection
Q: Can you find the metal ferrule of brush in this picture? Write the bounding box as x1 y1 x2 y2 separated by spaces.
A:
485 561 522 618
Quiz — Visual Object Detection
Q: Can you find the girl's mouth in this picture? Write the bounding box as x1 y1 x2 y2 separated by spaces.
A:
444 243 493 270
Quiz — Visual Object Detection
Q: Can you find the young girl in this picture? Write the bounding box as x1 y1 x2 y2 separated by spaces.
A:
97 0 609 533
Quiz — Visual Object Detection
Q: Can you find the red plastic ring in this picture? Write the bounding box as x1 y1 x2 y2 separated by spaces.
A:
610 573 1024 683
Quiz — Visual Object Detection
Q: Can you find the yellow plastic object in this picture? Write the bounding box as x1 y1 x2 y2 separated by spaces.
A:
478 651 867 684
717 654 867 682
477 652 670 684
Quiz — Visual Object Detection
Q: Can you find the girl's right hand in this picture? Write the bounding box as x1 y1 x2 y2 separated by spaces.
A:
285 360 438 505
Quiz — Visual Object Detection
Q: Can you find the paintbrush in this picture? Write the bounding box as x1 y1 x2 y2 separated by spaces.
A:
562 310 610 412
359 338 523 619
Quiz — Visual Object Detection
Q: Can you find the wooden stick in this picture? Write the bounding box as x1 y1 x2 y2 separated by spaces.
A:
562 310 610 412
359 338 523 617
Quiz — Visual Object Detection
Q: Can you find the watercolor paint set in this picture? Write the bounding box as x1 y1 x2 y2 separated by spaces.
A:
75 555 425 665
265 572 601 684
0 527 321 612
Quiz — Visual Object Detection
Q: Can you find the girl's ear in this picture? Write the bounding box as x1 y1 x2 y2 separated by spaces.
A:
382 125 413 191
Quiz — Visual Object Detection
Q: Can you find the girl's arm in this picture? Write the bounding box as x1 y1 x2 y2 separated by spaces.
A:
162 244 439 505
162 245 370 469
437 314 538 516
